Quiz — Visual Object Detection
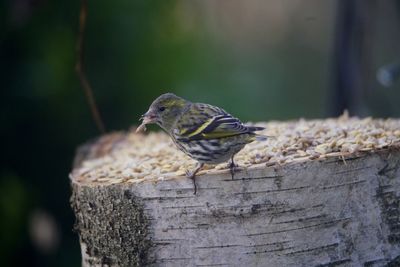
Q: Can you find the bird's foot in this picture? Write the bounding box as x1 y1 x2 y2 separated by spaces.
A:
185 169 197 195
228 161 241 180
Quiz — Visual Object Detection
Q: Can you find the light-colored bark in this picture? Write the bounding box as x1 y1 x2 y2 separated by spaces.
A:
71 147 400 266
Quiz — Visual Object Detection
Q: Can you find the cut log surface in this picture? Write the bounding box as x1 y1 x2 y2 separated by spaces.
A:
70 116 400 267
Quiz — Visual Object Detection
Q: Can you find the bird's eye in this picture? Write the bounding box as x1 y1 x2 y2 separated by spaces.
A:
159 106 166 112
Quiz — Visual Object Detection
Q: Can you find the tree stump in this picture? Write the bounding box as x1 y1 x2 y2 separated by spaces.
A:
70 117 400 266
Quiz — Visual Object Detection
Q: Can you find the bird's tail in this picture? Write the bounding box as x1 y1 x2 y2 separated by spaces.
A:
246 126 270 141
247 126 265 132
247 126 276 141
255 135 268 141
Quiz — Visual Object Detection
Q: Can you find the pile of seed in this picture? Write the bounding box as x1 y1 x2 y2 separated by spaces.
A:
71 114 400 185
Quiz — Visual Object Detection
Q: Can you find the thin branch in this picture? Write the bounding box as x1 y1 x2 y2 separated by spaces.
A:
75 0 106 133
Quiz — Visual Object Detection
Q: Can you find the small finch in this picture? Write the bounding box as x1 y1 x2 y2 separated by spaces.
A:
137 93 266 194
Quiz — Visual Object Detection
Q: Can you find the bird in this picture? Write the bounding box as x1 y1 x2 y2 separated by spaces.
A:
136 93 266 194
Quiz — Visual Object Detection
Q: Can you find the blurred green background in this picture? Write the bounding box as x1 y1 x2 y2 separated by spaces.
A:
1 0 400 266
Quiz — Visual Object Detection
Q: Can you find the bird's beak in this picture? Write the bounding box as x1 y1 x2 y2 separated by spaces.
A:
140 110 158 122
136 110 157 132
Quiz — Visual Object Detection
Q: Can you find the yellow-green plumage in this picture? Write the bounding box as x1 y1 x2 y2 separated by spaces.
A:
173 103 260 164
138 93 266 194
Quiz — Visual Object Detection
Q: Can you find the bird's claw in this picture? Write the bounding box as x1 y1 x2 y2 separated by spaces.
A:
185 169 197 195
228 161 241 180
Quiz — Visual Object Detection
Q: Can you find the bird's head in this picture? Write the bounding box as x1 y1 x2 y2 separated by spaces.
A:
137 93 189 132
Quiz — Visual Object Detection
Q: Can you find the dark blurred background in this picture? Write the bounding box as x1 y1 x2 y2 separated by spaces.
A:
1 0 400 266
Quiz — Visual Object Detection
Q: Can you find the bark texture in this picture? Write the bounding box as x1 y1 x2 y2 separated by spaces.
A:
71 149 400 266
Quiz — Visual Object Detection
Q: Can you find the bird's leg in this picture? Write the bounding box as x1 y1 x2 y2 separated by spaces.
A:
228 154 240 180
185 162 204 195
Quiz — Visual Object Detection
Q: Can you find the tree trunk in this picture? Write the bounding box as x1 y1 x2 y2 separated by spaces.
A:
70 122 400 267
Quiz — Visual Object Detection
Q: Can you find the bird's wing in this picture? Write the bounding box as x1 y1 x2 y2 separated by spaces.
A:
175 103 256 140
